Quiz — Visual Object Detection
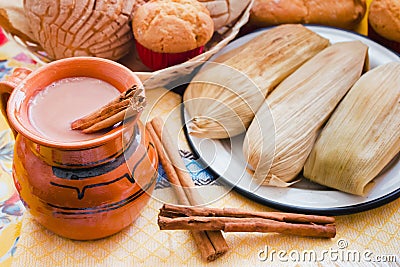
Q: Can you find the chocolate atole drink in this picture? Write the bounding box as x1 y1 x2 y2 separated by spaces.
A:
28 77 120 142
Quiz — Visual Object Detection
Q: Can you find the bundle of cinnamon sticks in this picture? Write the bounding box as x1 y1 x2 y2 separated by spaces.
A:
71 85 146 133
158 204 336 238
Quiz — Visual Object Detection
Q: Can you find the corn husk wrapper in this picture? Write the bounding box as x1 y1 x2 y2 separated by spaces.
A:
243 41 368 186
183 24 329 139
303 62 400 196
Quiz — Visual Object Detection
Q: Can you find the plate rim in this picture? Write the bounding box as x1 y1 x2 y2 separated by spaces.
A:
181 25 400 216
182 106 400 216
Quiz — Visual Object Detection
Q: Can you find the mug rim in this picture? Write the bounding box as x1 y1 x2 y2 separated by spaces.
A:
7 56 143 149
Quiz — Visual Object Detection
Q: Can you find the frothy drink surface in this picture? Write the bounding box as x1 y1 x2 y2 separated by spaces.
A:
29 77 120 142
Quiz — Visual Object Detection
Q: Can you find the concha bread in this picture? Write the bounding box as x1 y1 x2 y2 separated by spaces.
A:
0 0 36 43
198 0 252 30
24 0 147 61
368 0 400 42
249 0 366 29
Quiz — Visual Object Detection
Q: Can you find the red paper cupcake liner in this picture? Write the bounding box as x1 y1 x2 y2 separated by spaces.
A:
135 40 204 71
368 23 400 54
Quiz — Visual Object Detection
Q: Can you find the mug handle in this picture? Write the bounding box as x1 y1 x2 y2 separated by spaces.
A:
0 67 32 138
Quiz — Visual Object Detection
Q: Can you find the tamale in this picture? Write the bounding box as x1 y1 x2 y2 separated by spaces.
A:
303 62 400 196
183 24 329 139
243 41 368 186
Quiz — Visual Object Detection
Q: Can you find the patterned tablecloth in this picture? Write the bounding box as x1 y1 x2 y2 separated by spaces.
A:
1 3 400 266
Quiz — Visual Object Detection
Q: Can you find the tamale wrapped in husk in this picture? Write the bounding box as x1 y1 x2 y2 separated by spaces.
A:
183 24 329 139
243 41 368 186
303 62 400 196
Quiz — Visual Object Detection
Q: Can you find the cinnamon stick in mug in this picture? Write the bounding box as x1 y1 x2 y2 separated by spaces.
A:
71 85 146 133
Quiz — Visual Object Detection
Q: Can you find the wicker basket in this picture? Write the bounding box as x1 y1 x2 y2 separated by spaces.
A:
4 0 253 89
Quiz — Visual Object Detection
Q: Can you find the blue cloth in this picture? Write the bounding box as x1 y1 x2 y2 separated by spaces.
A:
155 150 217 189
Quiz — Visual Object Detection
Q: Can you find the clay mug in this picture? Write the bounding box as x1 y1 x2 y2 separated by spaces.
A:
0 57 158 240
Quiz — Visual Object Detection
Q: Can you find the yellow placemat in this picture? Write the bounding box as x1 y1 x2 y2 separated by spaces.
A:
12 188 400 266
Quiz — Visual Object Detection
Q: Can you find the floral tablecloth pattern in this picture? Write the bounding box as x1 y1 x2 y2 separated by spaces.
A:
0 26 38 267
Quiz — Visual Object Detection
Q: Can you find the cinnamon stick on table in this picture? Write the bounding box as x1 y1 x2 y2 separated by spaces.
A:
145 121 189 205
160 204 335 224
158 204 336 239
150 117 205 206
146 118 229 261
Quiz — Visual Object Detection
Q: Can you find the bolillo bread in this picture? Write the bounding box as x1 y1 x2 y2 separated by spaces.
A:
249 0 367 30
24 0 148 61
368 0 399 53
369 0 400 42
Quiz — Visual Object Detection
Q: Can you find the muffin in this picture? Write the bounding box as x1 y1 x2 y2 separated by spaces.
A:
368 0 400 53
132 0 214 71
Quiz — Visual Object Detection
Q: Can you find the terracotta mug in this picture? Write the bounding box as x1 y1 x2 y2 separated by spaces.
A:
0 57 158 240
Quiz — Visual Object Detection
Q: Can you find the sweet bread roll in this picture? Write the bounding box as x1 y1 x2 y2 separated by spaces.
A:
249 0 367 30
199 0 252 30
24 0 147 60
0 0 36 43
